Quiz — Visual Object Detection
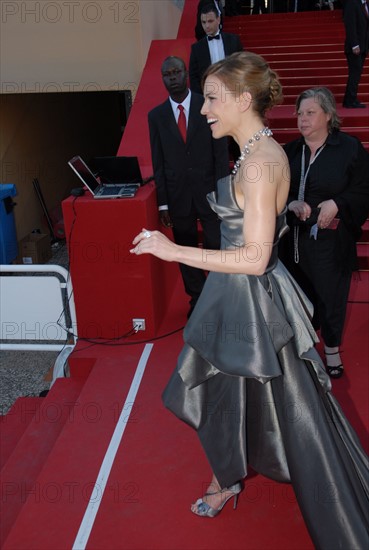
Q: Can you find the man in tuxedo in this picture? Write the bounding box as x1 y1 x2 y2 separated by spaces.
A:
342 0 369 108
189 3 243 94
148 56 229 317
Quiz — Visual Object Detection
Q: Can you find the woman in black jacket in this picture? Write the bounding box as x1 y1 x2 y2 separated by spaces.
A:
282 87 369 377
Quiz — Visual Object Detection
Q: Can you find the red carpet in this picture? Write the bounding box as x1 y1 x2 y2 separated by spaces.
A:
1 5 368 550
1 272 367 550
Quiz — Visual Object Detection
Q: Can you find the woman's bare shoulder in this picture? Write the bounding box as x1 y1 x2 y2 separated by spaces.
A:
242 139 288 184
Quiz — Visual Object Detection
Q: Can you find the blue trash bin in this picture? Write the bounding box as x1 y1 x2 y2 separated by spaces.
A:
0 184 18 264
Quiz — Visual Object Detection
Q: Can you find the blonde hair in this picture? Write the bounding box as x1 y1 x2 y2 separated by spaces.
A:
203 51 283 118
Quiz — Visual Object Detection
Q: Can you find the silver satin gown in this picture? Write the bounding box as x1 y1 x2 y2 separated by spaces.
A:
162 176 369 549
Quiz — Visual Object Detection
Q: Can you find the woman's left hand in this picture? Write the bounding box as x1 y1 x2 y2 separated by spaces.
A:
130 228 179 262
317 199 338 229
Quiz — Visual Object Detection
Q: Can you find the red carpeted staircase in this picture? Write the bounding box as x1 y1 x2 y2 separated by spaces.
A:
0 6 368 550
224 10 368 145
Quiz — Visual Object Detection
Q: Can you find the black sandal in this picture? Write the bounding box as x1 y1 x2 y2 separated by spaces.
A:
325 351 344 379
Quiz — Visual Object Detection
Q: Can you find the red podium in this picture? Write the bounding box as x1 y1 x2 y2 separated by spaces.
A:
62 183 178 339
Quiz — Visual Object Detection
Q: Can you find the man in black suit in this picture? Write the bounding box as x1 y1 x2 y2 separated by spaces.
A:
342 0 369 108
148 56 229 317
189 3 243 94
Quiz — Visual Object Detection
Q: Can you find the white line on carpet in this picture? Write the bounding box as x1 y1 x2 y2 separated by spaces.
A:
72 343 154 550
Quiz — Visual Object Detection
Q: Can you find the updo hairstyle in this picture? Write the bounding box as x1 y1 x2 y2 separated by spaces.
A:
202 51 283 118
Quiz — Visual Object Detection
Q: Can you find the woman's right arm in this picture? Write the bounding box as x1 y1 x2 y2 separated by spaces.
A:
131 153 280 276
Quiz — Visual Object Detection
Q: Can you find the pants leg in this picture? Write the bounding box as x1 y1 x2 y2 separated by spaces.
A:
198 213 221 251
297 231 351 347
171 212 206 304
344 52 365 105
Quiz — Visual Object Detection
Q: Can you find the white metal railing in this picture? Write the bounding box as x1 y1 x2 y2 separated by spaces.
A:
0 264 77 385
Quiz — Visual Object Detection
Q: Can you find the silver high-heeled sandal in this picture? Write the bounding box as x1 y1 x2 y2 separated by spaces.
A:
191 483 242 518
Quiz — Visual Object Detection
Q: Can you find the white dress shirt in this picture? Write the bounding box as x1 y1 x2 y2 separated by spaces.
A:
169 91 191 127
207 33 225 64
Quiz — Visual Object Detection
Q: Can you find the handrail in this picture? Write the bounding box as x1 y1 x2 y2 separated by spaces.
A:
0 264 78 385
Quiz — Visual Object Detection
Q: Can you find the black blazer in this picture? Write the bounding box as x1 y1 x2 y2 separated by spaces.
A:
343 0 369 55
189 32 244 94
148 92 229 218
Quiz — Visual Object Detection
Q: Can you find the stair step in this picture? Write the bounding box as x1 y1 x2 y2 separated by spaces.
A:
0 397 43 469
0 376 87 547
358 257 369 271
226 10 341 22
245 24 344 32
282 97 369 107
360 219 369 236
246 37 345 47
275 67 352 77
68 355 96 381
272 128 369 144
269 105 369 128
244 31 345 41
2 349 146 549
272 59 348 69
357 241 369 271
260 51 348 61
281 83 369 96
357 242 369 256
243 28 345 40
349 271 369 301
277 74 369 86
252 43 346 54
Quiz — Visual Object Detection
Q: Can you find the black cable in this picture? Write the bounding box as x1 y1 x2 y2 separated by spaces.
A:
53 195 80 338
116 324 185 345
70 324 185 352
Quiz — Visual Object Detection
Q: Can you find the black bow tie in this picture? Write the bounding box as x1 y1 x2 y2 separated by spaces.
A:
208 34 220 41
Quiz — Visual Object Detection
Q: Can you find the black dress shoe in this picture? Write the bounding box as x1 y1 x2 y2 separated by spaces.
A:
343 101 366 108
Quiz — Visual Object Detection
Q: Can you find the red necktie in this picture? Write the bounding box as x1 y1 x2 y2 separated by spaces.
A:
177 105 187 143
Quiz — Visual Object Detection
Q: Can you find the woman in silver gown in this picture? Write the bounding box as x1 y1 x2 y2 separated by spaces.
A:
131 51 368 549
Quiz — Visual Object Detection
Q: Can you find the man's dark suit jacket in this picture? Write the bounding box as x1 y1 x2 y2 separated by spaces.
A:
148 92 229 218
189 32 243 94
343 0 369 55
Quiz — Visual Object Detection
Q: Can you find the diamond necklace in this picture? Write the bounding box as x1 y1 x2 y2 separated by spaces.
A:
232 127 273 176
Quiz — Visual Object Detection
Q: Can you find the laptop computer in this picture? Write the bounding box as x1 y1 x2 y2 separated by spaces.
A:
91 156 143 185
68 155 140 199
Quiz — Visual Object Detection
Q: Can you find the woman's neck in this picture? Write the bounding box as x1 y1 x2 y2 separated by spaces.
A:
234 119 267 151
304 132 329 158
